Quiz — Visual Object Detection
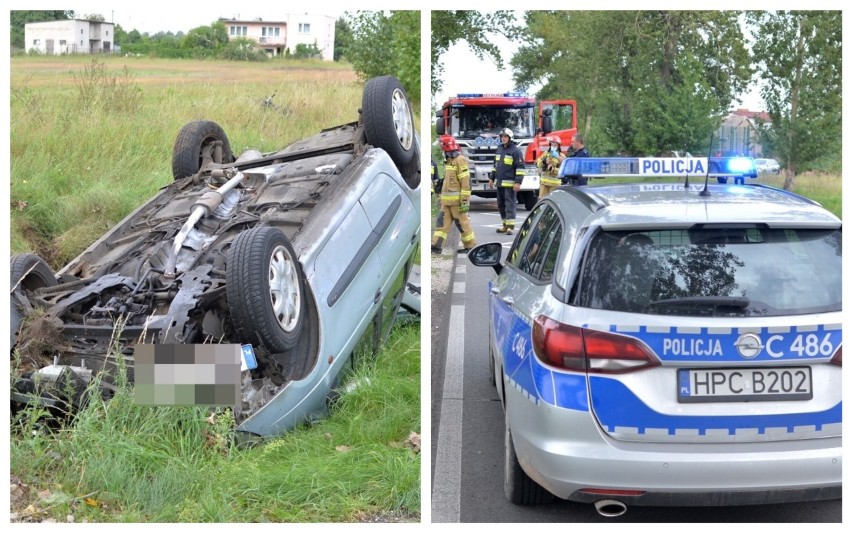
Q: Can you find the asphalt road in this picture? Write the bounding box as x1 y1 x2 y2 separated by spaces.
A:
430 197 842 523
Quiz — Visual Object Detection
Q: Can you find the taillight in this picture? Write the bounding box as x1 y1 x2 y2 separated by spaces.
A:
532 316 586 371
532 315 660 374
830 346 842 366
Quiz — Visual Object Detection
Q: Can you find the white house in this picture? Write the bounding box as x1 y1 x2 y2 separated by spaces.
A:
220 13 335 60
24 19 115 55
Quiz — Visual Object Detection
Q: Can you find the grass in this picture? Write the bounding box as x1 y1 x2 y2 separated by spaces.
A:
10 55 421 523
10 325 420 522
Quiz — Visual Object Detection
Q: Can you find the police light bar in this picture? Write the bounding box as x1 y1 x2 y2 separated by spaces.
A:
558 157 758 179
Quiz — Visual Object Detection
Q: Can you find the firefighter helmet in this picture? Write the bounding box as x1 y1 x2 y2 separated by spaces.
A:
439 135 459 153
500 128 514 140
546 135 560 146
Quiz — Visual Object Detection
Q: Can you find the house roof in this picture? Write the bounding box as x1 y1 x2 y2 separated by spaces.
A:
218 18 287 25
731 108 771 122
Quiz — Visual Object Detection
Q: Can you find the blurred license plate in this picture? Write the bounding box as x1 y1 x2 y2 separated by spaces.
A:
677 367 812 403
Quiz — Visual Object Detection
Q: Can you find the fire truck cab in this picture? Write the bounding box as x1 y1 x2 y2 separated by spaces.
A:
435 93 577 210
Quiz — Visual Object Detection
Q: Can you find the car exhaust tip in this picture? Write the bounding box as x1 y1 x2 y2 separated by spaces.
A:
593 499 627 518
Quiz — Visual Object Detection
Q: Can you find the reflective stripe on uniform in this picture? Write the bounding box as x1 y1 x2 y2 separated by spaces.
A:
541 177 561 186
461 233 476 243
501 182 515 187
433 230 448 239
442 192 461 199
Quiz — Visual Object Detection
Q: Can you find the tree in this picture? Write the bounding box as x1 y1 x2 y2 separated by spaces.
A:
431 11 521 95
10 10 73 49
184 22 229 50
334 17 353 61
747 11 841 189
344 11 420 104
512 11 751 156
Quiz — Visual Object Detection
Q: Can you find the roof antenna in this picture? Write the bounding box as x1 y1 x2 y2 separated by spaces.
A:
700 132 714 197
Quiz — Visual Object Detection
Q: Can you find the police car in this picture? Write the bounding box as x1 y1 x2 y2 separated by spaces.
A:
468 156 841 515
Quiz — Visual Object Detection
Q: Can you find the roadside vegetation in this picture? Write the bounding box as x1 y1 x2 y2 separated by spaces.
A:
11 325 420 522
10 55 421 523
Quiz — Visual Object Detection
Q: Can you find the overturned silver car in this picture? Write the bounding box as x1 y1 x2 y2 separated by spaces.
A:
11 75 421 436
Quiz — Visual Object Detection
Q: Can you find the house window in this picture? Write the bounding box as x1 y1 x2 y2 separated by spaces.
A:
106 30 109 36
59 40 66 46
229 26 235 35
81 29 84 34
275 27 280 37
33 39 40 46
299 23 311 33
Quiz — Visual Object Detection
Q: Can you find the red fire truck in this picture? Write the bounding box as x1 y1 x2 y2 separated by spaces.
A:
435 93 577 209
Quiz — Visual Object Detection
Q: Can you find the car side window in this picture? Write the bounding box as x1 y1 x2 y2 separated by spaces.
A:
508 204 548 267
533 226 562 281
511 205 560 278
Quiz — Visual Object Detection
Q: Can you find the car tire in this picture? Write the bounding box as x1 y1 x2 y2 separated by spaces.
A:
361 76 415 170
505 412 554 505
10 254 57 347
227 227 306 353
171 120 234 180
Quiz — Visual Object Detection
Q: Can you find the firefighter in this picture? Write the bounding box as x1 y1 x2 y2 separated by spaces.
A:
431 136 476 254
536 136 565 198
488 128 525 234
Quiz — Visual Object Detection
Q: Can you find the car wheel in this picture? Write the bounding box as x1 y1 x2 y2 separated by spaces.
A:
10 254 57 347
361 76 415 170
227 227 305 353
505 411 554 505
171 120 234 180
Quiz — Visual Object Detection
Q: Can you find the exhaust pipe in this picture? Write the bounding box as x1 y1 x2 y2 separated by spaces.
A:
593 499 627 518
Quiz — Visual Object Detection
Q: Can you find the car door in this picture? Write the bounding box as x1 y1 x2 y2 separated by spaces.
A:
491 204 565 396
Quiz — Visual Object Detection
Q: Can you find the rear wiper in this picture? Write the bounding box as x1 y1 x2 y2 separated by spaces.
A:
647 296 751 309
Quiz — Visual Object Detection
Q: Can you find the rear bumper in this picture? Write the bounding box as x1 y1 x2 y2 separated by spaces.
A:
506 386 842 506
567 485 841 507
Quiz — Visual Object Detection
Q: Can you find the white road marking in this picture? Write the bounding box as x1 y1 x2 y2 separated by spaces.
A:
432 303 466 522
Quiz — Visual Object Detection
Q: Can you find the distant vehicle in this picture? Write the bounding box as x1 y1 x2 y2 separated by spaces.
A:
469 156 841 516
11 75 421 438
756 158 782 174
435 92 578 210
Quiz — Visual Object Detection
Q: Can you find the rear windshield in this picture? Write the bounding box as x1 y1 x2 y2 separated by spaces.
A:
577 227 842 317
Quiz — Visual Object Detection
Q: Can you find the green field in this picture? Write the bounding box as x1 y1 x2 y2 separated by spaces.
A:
10 55 421 523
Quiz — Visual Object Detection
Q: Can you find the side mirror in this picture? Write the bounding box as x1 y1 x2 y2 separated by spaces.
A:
541 116 554 134
468 242 504 274
436 118 445 135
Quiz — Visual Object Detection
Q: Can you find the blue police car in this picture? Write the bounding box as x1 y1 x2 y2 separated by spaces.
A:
468 156 841 515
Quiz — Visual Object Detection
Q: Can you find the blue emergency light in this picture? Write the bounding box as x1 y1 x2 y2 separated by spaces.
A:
558 157 758 179
474 136 499 147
